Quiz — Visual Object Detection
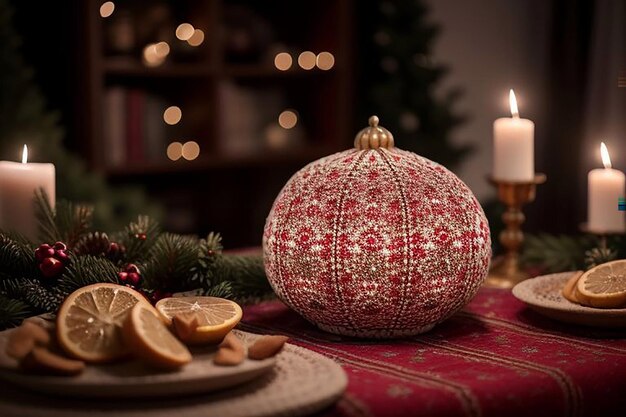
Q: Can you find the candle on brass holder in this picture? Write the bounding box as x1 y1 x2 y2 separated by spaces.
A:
484 173 546 289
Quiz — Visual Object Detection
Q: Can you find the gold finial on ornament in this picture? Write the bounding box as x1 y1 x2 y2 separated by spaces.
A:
354 115 395 150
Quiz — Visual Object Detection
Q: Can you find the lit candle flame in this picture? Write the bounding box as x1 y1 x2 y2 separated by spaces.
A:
600 142 612 169
21 144 28 164
509 89 519 118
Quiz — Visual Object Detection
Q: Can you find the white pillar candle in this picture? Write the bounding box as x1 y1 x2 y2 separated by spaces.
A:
493 89 535 181
0 145 56 240
588 142 625 233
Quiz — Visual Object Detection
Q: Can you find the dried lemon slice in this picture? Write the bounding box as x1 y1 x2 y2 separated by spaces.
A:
155 297 242 345
562 271 583 304
577 260 626 308
57 283 150 362
122 303 192 370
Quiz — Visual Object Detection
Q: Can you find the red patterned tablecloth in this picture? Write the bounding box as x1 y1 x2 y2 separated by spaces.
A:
240 287 626 417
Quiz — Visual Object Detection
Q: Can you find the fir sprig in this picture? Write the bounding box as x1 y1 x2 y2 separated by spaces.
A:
142 233 199 291
522 233 598 273
117 215 161 261
58 255 120 294
34 188 93 248
0 231 37 278
522 233 626 273
0 296 31 330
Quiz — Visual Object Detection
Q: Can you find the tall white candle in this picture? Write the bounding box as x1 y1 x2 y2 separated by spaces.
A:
493 89 535 181
0 145 56 240
588 142 625 233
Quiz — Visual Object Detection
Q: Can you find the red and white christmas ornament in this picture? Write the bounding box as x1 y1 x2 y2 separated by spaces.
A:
263 116 491 338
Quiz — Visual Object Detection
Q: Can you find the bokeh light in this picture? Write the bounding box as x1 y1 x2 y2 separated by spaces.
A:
274 52 292 71
163 106 182 125
154 41 170 58
167 142 183 161
298 51 316 70
278 110 298 129
316 52 335 70
143 43 165 67
187 29 205 47
182 141 200 161
99 2 115 18
176 23 195 41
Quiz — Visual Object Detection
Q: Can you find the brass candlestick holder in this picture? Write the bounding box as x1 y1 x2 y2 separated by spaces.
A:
484 173 547 288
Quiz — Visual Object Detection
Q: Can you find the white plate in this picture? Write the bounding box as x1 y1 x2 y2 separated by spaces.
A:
512 272 626 328
0 329 347 417
0 329 275 398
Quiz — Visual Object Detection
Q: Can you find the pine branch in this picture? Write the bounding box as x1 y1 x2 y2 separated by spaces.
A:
205 232 223 253
117 215 161 262
142 233 199 291
202 280 233 298
0 276 65 314
213 254 271 299
0 231 37 278
54 200 93 248
19 279 66 313
34 188 93 247
188 233 224 288
0 295 31 330
57 255 120 294
522 233 598 273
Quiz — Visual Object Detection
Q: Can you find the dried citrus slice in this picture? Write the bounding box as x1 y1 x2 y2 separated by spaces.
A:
155 297 243 345
562 271 583 304
122 302 192 370
577 260 626 308
57 283 150 362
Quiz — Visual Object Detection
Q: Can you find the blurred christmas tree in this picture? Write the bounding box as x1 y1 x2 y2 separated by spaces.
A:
0 0 160 231
358 0 471 170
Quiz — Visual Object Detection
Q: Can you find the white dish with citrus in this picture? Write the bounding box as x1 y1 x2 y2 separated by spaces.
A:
512 271 626 328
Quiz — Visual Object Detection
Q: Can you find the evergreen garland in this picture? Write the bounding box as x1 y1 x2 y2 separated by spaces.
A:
522 233 626 274
0 190 272 330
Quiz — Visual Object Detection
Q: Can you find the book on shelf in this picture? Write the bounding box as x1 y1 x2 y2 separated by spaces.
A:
103 87 168 167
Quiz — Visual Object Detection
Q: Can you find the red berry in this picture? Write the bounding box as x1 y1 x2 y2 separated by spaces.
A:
54 249 70 264
151 290 172 304
39 257 64 278
53 242 67 251
125 264 140 274
118 271 129 283
35 244 55 262
127 272 141 286
135 233 147 241
107 242 120 256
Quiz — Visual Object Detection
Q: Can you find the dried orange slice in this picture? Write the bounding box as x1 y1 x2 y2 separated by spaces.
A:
122 303 192 370
155 297 242 345
562 271 583 303
577 260 626 308
57 283 150 362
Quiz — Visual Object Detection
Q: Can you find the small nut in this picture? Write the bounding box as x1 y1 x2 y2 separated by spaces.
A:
213 348 244 366
6 321 52 360
213 332 245 366
20 347 85 376
172 313 199 343
248 335 289 360
219 332 244 355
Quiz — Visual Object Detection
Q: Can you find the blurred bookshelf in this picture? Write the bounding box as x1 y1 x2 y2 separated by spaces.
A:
80 0 354 246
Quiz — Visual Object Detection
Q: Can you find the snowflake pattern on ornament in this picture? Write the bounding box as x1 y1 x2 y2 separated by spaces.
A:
263 148 491 338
